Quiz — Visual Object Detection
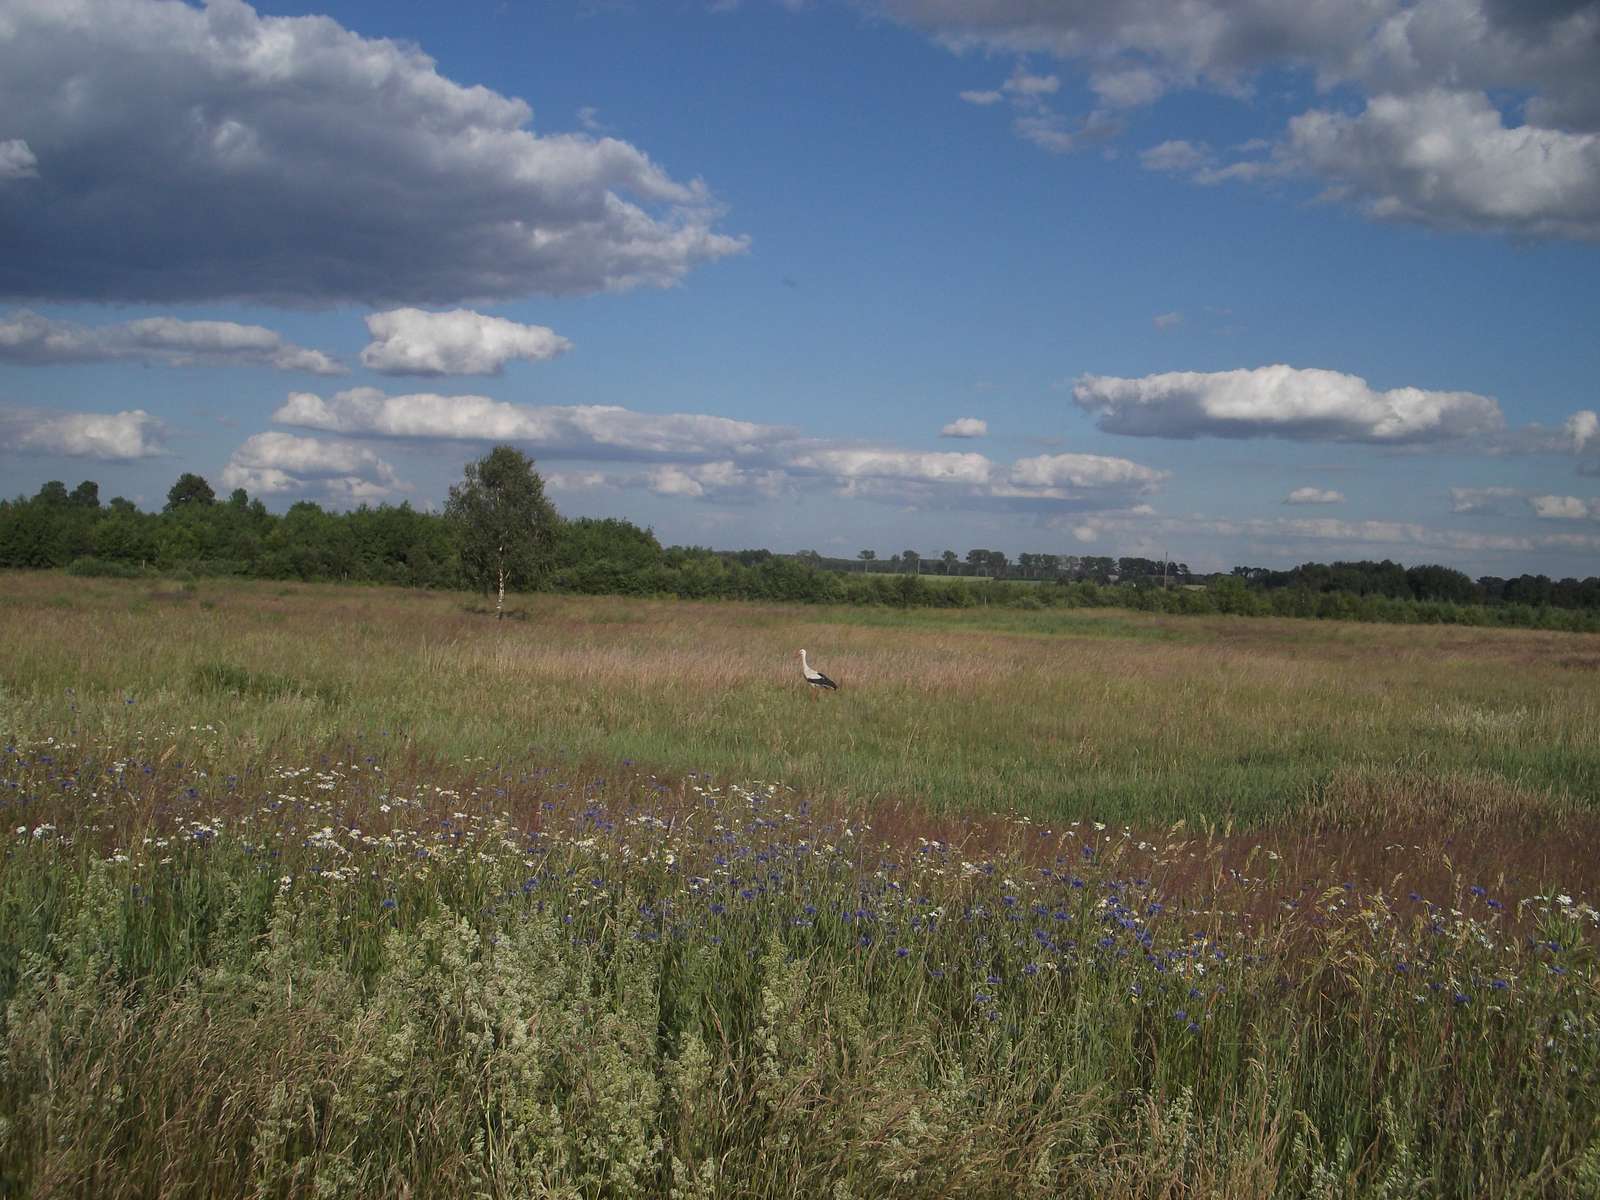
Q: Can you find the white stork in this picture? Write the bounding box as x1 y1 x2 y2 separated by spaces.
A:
796 649 838 697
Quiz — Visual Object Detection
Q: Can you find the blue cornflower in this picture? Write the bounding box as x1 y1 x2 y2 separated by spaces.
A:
1470 885 1486 897
974 991 992 1004
1023 963 1039 977
895 947 909 958
1453 992 1470 1005
380 898 397 911
1491 979 1509 990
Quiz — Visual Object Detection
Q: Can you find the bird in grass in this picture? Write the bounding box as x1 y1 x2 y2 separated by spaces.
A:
796 648 838 697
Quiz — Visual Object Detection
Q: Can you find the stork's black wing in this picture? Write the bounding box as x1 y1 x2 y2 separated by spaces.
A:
809 672 838 690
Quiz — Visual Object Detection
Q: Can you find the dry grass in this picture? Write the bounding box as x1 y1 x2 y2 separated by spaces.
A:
3 571 1598 830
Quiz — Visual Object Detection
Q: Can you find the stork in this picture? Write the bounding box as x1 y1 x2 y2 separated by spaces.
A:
796 649 838 697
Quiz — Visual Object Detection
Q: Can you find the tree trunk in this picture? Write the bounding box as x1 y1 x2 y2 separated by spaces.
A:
496 551 505 620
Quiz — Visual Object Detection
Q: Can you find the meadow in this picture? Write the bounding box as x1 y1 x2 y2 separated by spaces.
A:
2 572 1598 1197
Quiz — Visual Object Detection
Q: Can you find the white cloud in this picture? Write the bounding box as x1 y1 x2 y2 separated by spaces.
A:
1283 90 1600 240
940 416 988 438
1450 485 1523 515
2 406 166 460
0 138 38 181
1284 487 1345 505
1140 140 1210 174
1008 452 1167 491
1567 410 1599 454
787 447 993 485
646 461 788 501
1529 494 1598 520
959 89 1003 106
881 0 1600 241
220 431 402 501
275 387 790 460
543 470 611 492
1073 364 1505 443
0 310 342 374
360 309 572 377
0 0 746 305
1152 311 1184 330
1003 68 1060 97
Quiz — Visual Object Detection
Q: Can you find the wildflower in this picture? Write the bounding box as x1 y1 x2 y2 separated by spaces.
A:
381 898 398 911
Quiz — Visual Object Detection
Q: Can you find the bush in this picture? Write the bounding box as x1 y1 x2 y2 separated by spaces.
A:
65 556 147 579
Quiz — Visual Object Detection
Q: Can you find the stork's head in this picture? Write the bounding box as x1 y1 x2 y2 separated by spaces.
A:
795 648 806 659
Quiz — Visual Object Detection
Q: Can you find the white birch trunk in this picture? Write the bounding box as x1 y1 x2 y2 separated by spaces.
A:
496 549 505 620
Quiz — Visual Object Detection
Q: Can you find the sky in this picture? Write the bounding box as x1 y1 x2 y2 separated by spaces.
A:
2 0 1599 577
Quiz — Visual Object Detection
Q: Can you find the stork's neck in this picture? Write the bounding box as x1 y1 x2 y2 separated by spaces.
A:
800 650 810 670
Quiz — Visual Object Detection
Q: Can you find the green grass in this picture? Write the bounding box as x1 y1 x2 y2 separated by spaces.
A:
4 571 1600 1197
2 572 1598 828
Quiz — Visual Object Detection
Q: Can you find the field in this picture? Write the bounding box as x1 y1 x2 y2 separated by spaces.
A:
2 573 1599 1197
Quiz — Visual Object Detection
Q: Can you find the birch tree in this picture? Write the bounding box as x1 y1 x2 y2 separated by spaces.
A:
445 445 556 619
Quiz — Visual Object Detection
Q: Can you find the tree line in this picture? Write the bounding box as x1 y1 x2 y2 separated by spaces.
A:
3 451 1599 633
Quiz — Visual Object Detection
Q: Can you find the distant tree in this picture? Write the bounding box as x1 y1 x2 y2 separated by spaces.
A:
445 445 557 619
941 549 957 575
858 549 876 573
902 549 920 574
165 473 216 510
34 481 69 507
108 496 138 514
228 487 250 509
69 480 100 509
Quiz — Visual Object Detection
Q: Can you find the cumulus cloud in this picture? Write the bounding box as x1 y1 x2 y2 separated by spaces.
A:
786 447 994 485
360 309 572 377
1073 364 1505 444
1450 485 1523 515
880 0 1600 241
220 431 402 501
1 406 166 460
273 386 1167 513
275 388 790 461
0 139 38 181
646 461 789 500
0 0 745 306
1568 410 1600 453
1008 452 1167 491
782 444 1166 511
940 417 988 438
1282 90 1600 240
1152 311 1184 330
1284 487 1345 504
1529 493 1599 519
0 310 342 374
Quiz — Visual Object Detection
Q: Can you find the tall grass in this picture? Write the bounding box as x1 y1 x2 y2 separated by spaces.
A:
2 736 1597 1198
2 574 1598 827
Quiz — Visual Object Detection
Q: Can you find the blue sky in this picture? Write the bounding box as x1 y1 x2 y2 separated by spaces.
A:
2 0 1598 575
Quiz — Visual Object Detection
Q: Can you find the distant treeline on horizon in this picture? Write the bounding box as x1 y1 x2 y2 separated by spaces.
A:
3 473 1598 632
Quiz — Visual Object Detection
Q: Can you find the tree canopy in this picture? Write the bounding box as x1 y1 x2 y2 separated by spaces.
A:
444 445 557 618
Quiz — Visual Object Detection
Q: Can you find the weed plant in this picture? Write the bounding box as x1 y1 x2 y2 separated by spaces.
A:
1 732 1597 1198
